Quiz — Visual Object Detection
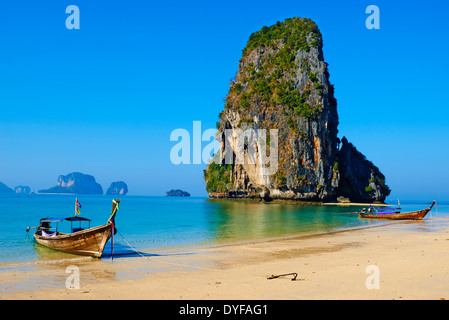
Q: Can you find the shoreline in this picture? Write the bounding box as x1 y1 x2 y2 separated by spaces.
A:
1 199 442 269
321 202 389 206
0 220 385 269
206 197 390 206
0 215 398 269
2 218 449 300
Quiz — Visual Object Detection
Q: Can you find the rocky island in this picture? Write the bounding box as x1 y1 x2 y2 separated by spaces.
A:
14 186 31 194
165 189 190 197
0 182 14 193
203 17 390 203
0 183 32 194
106 181 128 195
39 172 103 195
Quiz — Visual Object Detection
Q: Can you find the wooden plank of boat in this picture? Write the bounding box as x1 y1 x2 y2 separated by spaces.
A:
33 199 120 258
34 223 113 257
359 201 435 220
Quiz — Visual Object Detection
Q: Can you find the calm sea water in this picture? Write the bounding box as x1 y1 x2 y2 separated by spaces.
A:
0 194 447 265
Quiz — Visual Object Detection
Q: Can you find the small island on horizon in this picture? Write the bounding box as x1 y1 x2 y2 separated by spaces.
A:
165 189 190 197
0 172 130 196
39 172 129 195
106 181 128 195
0 182 33 194
39 172 103 195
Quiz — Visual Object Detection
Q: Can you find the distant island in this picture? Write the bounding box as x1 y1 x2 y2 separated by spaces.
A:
0 182 33 194
106 181 128 195
14 186 31 194
165 189 190 197
0 182 14 193
1 173 129 196
39 172 103 194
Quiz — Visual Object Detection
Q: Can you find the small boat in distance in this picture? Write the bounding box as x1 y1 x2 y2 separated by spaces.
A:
29 199 120 258
359 201 435 220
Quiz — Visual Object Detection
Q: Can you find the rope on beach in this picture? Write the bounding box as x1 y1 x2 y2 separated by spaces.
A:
116 228 148 259
115 228 224 272
116 229 301 281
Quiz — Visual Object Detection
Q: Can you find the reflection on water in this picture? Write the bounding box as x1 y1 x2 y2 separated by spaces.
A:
1 195 448 265
390 218 449 233
1 197 448 295
33 242 82 261
204 200 384 243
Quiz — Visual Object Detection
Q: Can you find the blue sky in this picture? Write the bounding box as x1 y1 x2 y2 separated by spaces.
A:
0 0 448 200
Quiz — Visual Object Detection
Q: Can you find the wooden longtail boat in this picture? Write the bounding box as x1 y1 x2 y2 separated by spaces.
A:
359 201 435 220
32 199 120 258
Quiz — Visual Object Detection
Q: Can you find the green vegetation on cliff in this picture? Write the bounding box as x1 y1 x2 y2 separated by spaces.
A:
336 137 391 201
203 163 233 192
209 17 332 196
205 17 390 203
223 17 324 124
242 18 321 56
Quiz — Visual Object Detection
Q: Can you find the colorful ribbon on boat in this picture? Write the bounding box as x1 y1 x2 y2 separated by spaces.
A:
107 200 120 223
75 198 82 216
111 221 114 261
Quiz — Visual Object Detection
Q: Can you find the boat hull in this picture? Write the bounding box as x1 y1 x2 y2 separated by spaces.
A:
359 208 431 220
34 223 114 257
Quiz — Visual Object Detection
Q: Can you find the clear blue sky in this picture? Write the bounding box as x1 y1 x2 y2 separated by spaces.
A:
0 0 448 200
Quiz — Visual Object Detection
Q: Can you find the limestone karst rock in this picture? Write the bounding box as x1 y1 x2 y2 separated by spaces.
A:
39 172 103 194
203 17 390 203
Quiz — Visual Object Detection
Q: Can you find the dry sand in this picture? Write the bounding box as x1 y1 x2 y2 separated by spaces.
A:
1 219 449 300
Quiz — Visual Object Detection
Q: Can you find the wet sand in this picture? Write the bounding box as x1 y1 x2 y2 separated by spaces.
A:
1 219 449 300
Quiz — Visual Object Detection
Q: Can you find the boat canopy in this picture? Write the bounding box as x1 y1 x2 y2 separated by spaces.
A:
376 207 401 211
65 216 92 222
40 216 91 223
40 217 66 223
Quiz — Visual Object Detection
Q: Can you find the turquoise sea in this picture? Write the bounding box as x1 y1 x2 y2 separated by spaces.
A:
0 194 448 265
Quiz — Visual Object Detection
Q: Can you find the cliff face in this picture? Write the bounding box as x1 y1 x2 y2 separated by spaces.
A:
39 172 103 194
0 182 14 193
204 17 390 203
106 181 128 195
335 137 390 203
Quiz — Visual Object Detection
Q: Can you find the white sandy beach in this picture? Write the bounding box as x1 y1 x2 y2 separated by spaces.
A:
1 219 449 300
